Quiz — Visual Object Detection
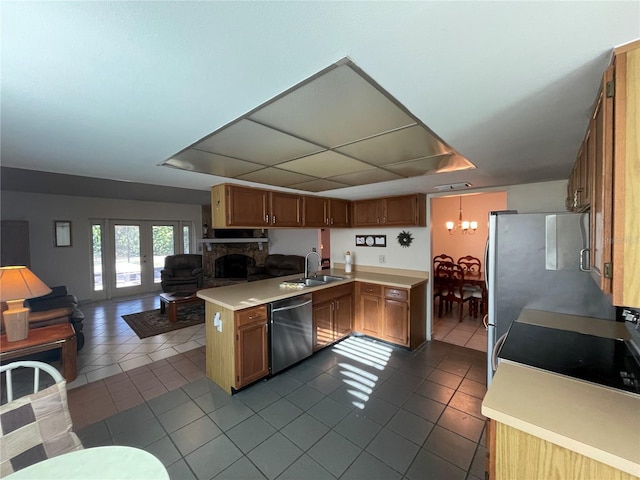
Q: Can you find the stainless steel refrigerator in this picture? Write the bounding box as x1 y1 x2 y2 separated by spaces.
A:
485 211 615 386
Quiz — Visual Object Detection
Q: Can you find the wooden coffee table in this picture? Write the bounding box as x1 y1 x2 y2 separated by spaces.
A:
159 291 204 323
0 323 77 382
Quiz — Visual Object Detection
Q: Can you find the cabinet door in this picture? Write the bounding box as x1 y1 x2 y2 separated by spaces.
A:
383 195 422 226
226 185 269 227
235 321 269 388
590 66 614 294
334 294 353 340
270 191 302 227
304 196 328 227
352 199 381 226
329 199 350 227
383 299 409 346
313 301 334 351
360 294 382 337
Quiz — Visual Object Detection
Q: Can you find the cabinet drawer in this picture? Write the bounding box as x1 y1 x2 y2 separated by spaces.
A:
359 283 382 296
385 287 408 301
313 283 353 304
236 305 267 327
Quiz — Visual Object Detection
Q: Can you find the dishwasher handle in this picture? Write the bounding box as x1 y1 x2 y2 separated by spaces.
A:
271 299 313 314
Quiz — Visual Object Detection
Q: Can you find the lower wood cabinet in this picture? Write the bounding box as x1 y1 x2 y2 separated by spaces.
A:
357 283 383 337
356 282 426 349
312 283 353 350
490 421 638 480
235 305 269 389
206 302 269 393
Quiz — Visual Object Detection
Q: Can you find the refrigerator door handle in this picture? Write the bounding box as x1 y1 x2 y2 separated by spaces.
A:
482 314 489 330
579 248 591 272
492 332 508 372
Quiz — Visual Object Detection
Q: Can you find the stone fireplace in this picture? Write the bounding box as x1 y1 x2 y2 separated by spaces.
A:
215 253 256 279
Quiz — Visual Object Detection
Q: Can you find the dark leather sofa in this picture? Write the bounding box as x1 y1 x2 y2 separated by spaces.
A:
160 254 204 292
247 254 305 282
0 285 85 351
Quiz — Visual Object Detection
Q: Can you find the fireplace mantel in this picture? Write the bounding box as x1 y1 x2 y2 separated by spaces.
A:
198 238 269 244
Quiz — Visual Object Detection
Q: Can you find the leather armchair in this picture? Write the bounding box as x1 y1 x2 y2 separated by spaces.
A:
160 254 204 292
247 254 305 282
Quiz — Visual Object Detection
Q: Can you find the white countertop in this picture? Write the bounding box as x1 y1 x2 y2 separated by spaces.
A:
482 309 640 477
197 268 427 310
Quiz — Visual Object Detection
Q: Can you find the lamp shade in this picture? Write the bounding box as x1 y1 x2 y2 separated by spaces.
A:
0 266 52 302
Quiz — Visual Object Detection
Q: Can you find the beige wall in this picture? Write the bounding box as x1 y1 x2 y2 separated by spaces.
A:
431 191 507 266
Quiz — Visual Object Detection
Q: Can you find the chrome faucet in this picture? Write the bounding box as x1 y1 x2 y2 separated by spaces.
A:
305 250 322 278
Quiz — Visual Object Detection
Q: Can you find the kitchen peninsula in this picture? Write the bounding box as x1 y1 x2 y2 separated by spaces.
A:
197 268 427 394
482 310 640 479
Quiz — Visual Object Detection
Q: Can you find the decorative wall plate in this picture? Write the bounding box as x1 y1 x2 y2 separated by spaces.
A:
397 230 413 248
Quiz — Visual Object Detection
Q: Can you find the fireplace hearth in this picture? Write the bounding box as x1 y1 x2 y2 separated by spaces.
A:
215 254 256 279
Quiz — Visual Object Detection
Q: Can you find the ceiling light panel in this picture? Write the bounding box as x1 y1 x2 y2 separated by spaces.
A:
195 119 323 165
287 178 351 192
335 125 452 166
165 150 265 177
328 168 404 186
249 64 415 148
236 167 317 187
277 151 374 178
384 155 453 177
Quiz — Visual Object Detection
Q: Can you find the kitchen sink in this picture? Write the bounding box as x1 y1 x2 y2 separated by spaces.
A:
280 275 345 288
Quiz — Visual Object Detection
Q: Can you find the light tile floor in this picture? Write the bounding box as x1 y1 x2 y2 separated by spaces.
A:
432 301 487 353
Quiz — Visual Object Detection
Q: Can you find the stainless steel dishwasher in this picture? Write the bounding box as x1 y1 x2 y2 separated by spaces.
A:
269 293 313 374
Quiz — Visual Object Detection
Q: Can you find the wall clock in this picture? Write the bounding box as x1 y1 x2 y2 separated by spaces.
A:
397 230 413 248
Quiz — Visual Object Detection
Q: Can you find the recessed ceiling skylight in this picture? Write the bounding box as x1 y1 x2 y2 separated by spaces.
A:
161 57 475 193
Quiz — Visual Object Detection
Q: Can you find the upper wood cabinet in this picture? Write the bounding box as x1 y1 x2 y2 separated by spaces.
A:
211 184 302 228
611 41 640 307
352 194 426 227
569 40 640 307
303 196 351 228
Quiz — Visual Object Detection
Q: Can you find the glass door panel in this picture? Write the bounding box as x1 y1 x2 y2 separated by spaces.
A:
114 224 142 289
152 225 175 284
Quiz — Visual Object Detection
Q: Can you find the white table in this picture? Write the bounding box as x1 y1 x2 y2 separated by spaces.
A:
6 446 169 480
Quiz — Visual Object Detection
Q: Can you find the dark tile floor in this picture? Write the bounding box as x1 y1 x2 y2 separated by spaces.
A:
76 335 488 480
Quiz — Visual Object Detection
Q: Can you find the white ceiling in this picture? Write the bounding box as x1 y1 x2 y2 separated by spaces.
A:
1 1 638 202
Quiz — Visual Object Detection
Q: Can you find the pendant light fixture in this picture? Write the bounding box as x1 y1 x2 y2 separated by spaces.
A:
446 196 478 235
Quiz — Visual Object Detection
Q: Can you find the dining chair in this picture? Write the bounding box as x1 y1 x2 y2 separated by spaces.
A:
435 262 473 322
457 255 484 318
0 361 83 475
432 254 455 308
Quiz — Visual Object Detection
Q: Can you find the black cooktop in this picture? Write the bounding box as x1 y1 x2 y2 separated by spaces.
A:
498 322 640 394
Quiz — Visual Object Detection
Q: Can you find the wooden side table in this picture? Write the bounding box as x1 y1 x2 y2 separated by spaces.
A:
159 291 204 323
0 323 77 382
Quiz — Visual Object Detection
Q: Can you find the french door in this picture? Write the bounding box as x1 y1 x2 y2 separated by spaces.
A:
93 220 185 299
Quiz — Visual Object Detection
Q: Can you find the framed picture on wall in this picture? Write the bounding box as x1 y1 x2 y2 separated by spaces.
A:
54 220 72 247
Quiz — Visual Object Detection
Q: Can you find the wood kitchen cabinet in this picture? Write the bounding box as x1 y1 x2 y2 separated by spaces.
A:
567 40 639 307
312 283 353 350
351 194 426 227
383 288 409 347
211 183 302 228
589 65 614 295
303 196 351 228
356 283 383 337
611 41 640 307
206 302 269 393
489 421 638 480
355 282 426 349
235 305 269 388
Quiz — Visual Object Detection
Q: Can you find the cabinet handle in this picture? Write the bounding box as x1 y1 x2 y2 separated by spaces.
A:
383 216 386 224
330 218 334 225
273 215 276 224
248 313 259 319
579 248 591 272
265 214 269 224
376 217 380 223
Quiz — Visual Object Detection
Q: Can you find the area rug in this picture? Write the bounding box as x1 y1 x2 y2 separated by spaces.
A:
122 303 205 339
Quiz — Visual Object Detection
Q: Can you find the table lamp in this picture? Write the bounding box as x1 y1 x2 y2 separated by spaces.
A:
0 266 52 341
